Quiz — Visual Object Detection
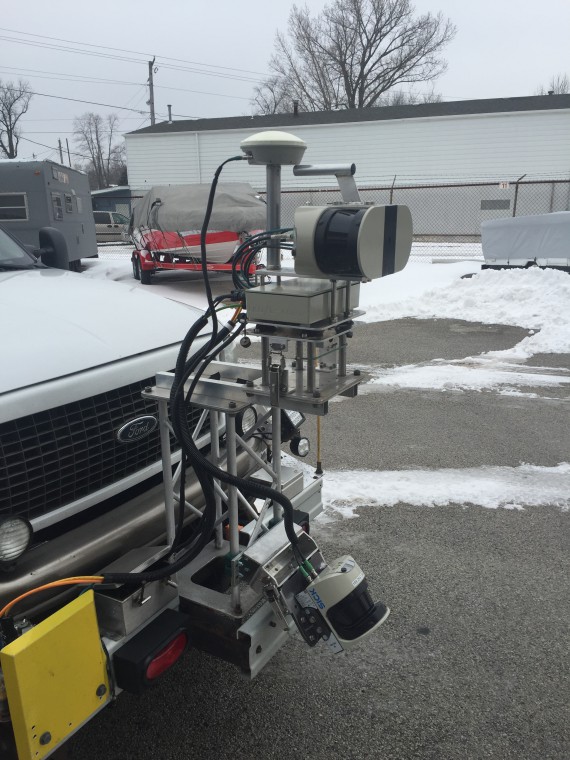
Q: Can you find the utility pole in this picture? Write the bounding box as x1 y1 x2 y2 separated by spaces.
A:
148 57 156 126
65 138 72 167
58 138 64 164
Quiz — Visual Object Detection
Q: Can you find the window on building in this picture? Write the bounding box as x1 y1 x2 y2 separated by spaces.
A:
0 193 29 221
65 194 74 213
52 193 63 220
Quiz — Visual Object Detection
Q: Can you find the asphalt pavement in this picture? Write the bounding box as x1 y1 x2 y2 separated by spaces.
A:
70 318 570 760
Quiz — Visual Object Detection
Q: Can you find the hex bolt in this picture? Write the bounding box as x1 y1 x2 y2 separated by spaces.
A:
300 616 306 623
353 369 361 376
312 389 321 398
39 733 52 746
144 386 152 393
309 616 316 624
228 401 237 409
96 684 107 698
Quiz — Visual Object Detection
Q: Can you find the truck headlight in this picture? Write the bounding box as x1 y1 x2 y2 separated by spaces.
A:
0 518 32 563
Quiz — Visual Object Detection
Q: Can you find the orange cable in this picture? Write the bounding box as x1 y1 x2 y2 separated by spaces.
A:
0 576 104 619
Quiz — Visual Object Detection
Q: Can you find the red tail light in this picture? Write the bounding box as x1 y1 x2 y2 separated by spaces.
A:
113 609 191 693
146 632 188 681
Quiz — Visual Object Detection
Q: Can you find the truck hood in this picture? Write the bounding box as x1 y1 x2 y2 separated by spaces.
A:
0 268 202 393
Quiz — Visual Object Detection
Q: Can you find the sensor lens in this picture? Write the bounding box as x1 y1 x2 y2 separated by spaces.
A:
290 436 310 457
237 406 258 436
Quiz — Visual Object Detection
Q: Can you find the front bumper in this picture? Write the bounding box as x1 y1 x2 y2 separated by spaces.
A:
0 446 261 613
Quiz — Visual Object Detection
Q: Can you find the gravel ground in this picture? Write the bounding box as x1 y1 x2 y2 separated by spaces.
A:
70 318 570 760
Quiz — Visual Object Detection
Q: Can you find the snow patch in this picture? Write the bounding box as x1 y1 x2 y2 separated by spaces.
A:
320 463 570 518
363 359 570 393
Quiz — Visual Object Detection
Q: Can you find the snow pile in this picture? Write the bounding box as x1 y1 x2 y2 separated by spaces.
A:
320 463 570 518
360 265 570 358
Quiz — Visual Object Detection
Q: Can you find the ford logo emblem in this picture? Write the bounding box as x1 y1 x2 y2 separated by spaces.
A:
116 415 158 443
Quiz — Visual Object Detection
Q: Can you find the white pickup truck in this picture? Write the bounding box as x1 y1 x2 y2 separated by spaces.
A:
0 224 268 757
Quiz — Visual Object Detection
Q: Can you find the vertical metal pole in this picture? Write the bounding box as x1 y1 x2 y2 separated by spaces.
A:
210 411 223 549
158 399 176 547
271 407 282 522
338 334 347 378
148 58 156 126
307 343 315 394
295 340 304 394
225 414 241 611
512 174 526 217
266 164 282 281
261 337 270 386
330 280 337 320
167 104 173 123
390 175 396 204
344 281 351 317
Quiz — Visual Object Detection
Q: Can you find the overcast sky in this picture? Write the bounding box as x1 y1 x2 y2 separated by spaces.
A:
2 0 570 164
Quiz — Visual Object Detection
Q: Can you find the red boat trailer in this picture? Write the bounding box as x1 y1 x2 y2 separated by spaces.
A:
131 230 258 284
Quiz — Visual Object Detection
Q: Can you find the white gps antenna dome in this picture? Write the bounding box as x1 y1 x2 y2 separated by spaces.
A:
241 131 307 166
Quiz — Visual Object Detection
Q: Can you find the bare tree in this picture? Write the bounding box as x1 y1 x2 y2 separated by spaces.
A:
0 79 33 159
253 0 456 114
536 73 569 95
380 87 443 106
73 112 126 189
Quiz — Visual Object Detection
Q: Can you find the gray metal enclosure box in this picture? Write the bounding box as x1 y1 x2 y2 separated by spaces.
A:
246 279 360 325
0 160 97 262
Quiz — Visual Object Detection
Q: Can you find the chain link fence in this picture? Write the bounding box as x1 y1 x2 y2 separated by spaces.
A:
95 179 570 263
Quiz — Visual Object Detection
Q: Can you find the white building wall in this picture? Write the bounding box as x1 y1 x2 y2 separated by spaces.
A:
126 109 570 192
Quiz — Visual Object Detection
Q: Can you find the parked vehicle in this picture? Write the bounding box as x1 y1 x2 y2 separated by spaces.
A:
482 211 570 272
93 210 130 243
0 222 263 609
130 182 266 284
0 160 96 270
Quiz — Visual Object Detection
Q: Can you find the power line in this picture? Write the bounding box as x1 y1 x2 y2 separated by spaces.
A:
0 26 268 77
4 85 205 119
0 35 264 84
0 65 253 100
16 89 148 114
18 135 92 161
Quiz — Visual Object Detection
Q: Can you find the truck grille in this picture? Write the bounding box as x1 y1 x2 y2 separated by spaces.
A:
0 378 207 523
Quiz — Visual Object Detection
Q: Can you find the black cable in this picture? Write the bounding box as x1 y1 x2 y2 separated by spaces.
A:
101 159 303 587
200 156 247 347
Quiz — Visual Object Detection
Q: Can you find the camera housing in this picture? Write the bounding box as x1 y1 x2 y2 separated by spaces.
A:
305 555 389 649
294 203 413 281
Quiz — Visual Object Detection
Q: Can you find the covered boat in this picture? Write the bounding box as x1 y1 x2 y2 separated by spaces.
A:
130 183 267 283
